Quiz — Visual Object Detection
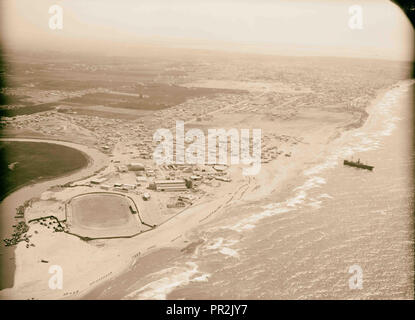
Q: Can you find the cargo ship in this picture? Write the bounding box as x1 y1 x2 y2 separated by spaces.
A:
343 159 374 171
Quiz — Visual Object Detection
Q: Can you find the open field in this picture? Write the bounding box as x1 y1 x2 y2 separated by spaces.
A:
1 51 246 118
64 192 144 239
62 86 243 111
69 193 136 229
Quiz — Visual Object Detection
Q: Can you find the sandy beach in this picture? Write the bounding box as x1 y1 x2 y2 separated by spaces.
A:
0 138 109 290
0 138 109 236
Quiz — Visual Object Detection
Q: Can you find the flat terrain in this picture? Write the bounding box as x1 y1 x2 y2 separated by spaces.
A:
70 193 134 229
67 193 142 239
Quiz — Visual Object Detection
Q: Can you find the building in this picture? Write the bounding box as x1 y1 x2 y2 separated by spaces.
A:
123 183 136 190
136 176 148 183
215 176 232 182
213 164 227 172
154 179 187 192
128 162 145 171
90 177 107 184
117 165 128 173
167 199 186 208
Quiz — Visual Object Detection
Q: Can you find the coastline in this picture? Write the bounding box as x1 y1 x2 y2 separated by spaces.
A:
0 138 109 290
81 82 406 300
0 82 403 299
0 138 109 237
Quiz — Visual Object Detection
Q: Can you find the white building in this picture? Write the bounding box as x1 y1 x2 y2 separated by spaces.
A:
154 179 187 192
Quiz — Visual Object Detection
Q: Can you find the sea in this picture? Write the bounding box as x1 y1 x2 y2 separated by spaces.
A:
85 80 415 299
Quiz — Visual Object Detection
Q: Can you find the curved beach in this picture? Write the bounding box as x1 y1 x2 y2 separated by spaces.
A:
0 138 109 289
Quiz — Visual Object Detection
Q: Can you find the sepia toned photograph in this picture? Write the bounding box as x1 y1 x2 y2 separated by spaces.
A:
0 0 414 304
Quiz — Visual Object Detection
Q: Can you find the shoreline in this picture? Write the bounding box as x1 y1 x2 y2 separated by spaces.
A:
0 82 403 299
0 138 109 290
79 84 398 299
0 138 108 237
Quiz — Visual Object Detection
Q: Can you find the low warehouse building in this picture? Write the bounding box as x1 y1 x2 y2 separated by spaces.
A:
154 179 187 192
128 162 145 171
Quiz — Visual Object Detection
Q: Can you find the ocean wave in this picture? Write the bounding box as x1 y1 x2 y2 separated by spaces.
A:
221 205 293 233
294 176 326 191
318 193 333 199
123 262 210 300
205 237 240 258
219 247 240 258
306 198 323 210
219 81 413 233
303 159 338 176
222 176 329 232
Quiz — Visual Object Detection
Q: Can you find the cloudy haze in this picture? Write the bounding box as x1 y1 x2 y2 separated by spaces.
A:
1 0 413 60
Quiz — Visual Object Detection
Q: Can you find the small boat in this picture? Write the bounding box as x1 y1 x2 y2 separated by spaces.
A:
343 159 374 171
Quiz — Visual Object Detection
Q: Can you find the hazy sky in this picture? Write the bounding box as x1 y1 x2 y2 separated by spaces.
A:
1 0 413 60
